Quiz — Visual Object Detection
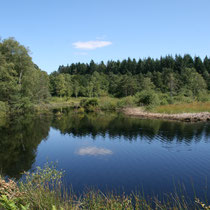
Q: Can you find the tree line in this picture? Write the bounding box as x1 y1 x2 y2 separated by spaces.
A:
0 37 210 115
50 56 210 102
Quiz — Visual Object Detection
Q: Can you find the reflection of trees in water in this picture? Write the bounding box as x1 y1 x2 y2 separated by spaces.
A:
1 109 209 178
52 110 210 143
0 114 52 178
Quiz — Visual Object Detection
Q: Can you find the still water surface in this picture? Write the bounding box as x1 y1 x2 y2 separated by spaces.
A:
0 110 210 198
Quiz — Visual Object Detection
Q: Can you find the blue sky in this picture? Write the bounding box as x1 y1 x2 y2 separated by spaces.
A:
1 0 210 73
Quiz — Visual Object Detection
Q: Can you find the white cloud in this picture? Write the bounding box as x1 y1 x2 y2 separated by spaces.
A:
76 147 113 156
73 40 112 50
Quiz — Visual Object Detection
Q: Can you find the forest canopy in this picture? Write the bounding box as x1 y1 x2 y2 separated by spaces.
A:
50 56 210 102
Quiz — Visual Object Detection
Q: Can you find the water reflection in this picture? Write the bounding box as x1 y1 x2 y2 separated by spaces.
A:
76 147 113 156
51 109 210 144
0 109 210 179
0 114 52 178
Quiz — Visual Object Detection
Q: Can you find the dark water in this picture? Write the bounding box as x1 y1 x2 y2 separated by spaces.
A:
0 109 210 198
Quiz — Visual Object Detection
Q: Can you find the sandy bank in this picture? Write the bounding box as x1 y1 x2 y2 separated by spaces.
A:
123 107 210 122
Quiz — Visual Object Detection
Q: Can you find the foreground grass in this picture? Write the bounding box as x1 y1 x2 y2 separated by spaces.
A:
151 102 210 114
0 164 209 210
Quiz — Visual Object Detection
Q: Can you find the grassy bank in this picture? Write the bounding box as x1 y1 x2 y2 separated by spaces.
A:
35 96 136 112
3 96 210 120
151 102 210 114
44 96 210 113
0 164 209 210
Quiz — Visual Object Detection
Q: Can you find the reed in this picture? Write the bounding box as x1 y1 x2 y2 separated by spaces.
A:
0 164 208 210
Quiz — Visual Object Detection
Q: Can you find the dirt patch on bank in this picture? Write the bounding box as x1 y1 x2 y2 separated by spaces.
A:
123 107 210 122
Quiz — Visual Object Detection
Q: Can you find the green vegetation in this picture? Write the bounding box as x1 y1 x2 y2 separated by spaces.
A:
0 37 210 116
0 101 7 118
49 53 210 112
50 56 210 104
0 38 50 116
0 164 209 210
79 98 99 112
1 37 210 209
34 96 137 112
152 102 210 114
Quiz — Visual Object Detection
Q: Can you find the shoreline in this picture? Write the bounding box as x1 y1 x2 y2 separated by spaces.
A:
123 107 210 122
27 101 210 123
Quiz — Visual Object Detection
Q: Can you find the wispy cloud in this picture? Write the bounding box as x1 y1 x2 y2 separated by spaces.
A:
76 147 113 156
73 40 112 50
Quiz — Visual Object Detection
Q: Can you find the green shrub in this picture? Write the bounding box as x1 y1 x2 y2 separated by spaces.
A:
135 90 160 107
101 101 118 110
79 98 99 111
197 90 210 102
117 96 135 108
179 88 194 98
173 95 193 104
99 97 118 110
157 93 171 105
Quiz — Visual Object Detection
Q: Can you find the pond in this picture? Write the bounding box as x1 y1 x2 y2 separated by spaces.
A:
0 109 210 199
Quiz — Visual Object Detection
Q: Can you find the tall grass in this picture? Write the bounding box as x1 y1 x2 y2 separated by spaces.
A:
0 164 209 209
152 102 210 114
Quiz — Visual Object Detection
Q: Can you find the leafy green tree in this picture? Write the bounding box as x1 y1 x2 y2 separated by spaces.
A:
152 71 164 91
64 74 73 98
86 81 94 97
181 68 207 98
54 74 67 97
116 74 138 97
0 38 50 113
140 77 155 91
162 68 178 97
72 79 80 98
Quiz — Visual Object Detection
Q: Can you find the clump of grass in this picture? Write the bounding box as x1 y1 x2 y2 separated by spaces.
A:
0 164 208 209
151 102 210 114
18 163 69 210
